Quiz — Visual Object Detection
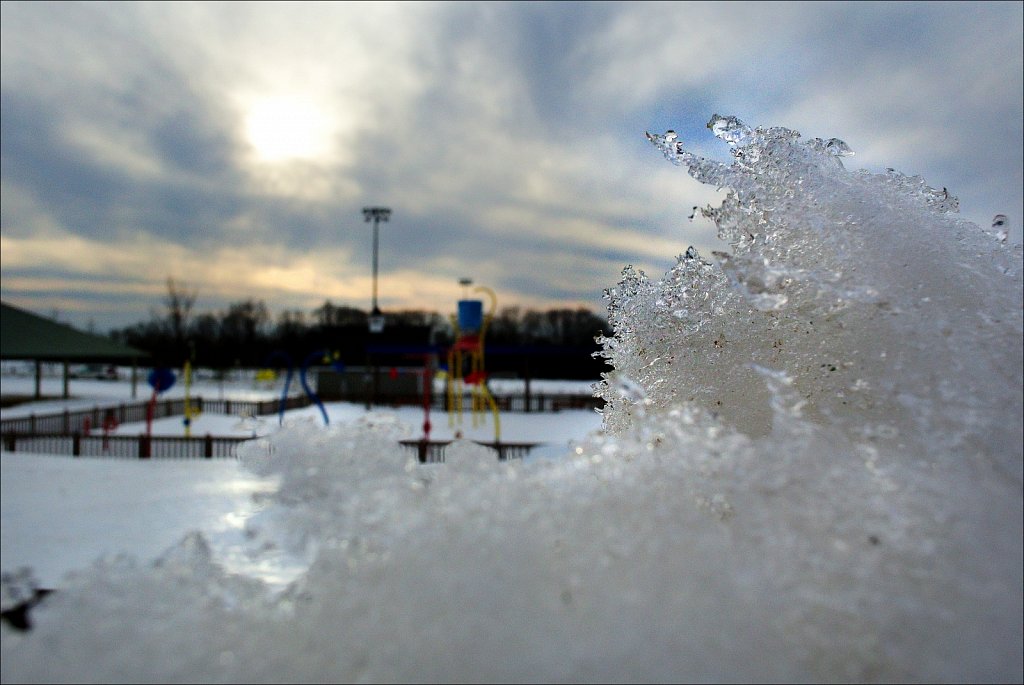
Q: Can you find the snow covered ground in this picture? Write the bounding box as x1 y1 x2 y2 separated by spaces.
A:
1 372 604 591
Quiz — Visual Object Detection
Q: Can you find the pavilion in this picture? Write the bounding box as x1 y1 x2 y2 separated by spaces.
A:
0 301 147 400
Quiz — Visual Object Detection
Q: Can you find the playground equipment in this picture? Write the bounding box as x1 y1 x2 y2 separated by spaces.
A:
384 357 437 442
446 283 501 442
182 360 201 437
264 349 344 426
301 349 343 426
145 367 176 438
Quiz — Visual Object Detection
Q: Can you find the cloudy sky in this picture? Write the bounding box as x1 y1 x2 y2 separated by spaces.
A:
2 1 1021 332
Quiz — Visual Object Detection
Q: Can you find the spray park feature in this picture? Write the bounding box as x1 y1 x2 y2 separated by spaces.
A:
1 114 1021 682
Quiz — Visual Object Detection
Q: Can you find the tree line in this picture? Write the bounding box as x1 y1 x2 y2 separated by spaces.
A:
110 280 612 379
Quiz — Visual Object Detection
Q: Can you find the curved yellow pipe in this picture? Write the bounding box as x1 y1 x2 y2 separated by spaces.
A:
473 285 497 371
478 381 501 442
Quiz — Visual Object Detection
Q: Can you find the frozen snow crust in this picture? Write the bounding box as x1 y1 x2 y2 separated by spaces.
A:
2 115 1022 682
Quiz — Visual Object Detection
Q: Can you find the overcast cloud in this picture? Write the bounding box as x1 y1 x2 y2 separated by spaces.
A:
2 1 1021 331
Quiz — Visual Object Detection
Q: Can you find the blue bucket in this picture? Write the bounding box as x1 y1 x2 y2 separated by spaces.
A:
457 300 483 333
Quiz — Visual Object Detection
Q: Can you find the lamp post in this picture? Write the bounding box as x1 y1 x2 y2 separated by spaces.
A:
363 207 391 333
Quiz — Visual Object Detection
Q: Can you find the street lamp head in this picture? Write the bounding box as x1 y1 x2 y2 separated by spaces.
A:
363 207 391 223
368 306 385 334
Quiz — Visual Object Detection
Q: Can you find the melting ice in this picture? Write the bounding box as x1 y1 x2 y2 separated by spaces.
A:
2 115 1021 683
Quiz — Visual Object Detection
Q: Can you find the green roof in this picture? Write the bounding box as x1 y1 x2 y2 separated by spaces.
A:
1 301 146 361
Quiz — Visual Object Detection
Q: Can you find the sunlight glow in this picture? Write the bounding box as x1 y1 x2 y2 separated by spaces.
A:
244 97 334 163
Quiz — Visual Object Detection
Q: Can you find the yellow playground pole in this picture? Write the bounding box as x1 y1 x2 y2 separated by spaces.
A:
183 360 201 437
447 320 462 430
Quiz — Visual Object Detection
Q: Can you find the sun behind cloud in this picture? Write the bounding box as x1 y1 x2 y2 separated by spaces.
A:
243 96 334 163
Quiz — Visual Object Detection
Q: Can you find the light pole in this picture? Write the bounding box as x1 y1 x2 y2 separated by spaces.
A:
363 207 391 333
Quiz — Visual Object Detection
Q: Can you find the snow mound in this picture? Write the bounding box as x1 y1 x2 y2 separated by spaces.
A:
2 115 1021 683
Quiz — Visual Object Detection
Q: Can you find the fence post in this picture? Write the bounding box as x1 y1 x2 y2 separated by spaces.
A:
226 399 232 416
205 434 213 459
72 432 81 457
3 433 14 452
139 434 151 459
30 414 36 433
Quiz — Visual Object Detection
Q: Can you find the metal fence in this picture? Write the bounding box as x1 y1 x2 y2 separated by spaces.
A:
349 393 603 413
1 392 593 460
3 434 539 462
399 439 539 463
1 432 246 459
0 396 315 435
0 393 601 436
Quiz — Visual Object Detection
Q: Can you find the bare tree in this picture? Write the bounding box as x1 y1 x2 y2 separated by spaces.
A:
163 277 198 344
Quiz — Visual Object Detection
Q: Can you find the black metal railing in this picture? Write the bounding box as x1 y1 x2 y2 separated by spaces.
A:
0 393 601 436
0 392 590 460
1 432 247 459
399 439 540 463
